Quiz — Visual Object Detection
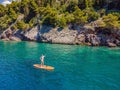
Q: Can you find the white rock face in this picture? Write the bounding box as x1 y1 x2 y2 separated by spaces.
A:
39 26 78 44
2 0 11 6
24 26 39 41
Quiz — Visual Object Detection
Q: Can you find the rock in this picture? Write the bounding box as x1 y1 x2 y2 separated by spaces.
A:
9 36 21 41
77 34 85 42
52 36 75 44
0 28 13 39
13 30 24 40
1 38 10 41
86 34 100 46
98 34 107 45
39 27 77 44
85 42 91 46
107 42 117 47
24 26 39 41
0 33 7 39
5 29 13 38
0 24 120 47
75 34 85 44
115 39 120 46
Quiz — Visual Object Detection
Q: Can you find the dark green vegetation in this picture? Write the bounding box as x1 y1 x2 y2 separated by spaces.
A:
0 0 120 31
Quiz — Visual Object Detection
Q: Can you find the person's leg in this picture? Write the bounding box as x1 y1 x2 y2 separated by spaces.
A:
41 59 44 66
42 60 44 66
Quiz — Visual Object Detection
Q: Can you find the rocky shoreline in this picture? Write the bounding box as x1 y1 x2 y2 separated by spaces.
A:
0 25 120 47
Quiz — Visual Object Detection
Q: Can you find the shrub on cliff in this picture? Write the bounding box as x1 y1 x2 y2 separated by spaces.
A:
7 8 18 21
41 5 58 26
73 6 87 25
66 0 78 13
0 5 6 17
57 14 67 27
102 14 120 29
11 25 17 31
16 21 29 30
0 15 12 30
65 12 74 24
83 8 100 22
0 8 18 30
29 17 38 27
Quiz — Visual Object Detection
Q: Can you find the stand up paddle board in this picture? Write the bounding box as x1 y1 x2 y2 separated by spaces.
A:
33 64 54 70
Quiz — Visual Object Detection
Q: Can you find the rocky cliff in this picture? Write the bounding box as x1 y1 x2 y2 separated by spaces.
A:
0 24 120 47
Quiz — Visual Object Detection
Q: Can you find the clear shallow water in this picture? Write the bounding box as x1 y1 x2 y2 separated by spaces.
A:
0 41 120 90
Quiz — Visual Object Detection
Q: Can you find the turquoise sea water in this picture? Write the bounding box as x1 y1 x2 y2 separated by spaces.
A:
0 41 120 90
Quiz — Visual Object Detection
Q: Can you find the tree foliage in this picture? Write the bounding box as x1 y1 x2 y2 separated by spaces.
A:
103 14 120 29
0 0 120 30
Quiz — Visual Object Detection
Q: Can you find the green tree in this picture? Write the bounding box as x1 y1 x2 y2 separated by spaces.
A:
65 12 74 24
16 21 29 30
7 8 17 21
57 14 67 27
84 8 100 21
73 6 87 25
103 14 120 29
21 0 30 16
0 5 5 17
66 0 78 13
41 5 58 26
0 15 12 30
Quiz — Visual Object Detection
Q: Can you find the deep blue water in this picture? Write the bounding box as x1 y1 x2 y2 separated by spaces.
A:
0 41 120 90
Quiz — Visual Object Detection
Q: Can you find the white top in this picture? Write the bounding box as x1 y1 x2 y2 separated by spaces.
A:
41 55 45 60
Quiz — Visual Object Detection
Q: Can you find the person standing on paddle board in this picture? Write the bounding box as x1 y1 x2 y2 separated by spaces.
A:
40 54 45 66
